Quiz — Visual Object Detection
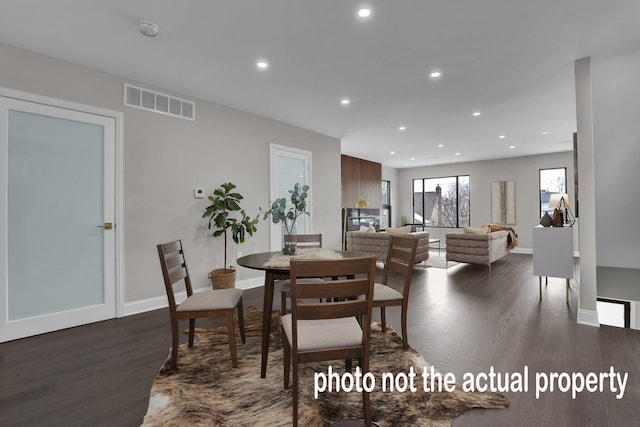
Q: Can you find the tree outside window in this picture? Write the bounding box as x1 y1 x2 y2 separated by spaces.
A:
413 175 470 228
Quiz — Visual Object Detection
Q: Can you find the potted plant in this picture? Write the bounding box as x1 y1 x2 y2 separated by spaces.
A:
202 182 259 289
261 183 310 255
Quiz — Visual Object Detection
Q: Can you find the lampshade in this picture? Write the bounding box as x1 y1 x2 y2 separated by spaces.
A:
355 196 370 208
548 193 569 209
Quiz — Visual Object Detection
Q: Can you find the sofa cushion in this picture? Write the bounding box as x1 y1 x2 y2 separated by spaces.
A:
386 225 412 235
463 225 489 235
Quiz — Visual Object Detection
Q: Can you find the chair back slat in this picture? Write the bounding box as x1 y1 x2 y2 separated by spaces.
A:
383 235 418 296
294 278 370 300
296 300 369 320
284 233 322 248
164 252 185 271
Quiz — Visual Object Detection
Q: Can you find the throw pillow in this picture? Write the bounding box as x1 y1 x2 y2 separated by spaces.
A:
464 225 489 235
386 225 412 235
359 225 376 232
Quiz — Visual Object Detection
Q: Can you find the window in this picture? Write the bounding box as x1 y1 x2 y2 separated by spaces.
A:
412 175 469 228
381 180 391 229
539 167 566 217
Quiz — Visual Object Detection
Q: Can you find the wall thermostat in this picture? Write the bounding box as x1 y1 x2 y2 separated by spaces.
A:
194 188 205 199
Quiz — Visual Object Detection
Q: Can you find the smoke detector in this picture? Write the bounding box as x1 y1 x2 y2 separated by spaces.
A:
139 20 159 37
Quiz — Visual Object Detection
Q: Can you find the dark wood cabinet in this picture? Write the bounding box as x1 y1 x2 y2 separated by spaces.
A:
341 155 382 208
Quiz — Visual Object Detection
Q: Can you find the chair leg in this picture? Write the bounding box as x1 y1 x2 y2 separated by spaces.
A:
380 307 387 333
362 353 371 426
226 311 238 368
171 318 180 370
188 319 195 347
237 298 246 344
283 327 291 389
280 290 288 316
292 360 299 427
401 302 409 350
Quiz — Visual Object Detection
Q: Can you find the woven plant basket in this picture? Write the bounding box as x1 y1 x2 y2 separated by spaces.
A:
209 266 236 289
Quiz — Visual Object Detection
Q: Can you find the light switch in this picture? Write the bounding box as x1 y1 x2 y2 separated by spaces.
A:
194 188 205 199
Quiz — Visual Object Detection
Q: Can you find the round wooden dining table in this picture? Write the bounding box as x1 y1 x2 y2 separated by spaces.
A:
237 250 369 378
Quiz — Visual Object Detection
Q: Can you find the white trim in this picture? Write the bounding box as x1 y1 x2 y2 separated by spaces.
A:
123 276 264 316
0 86 125 322
577 308 600 327
511 247 533 255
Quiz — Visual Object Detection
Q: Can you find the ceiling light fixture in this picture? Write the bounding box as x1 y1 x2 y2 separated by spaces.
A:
390 151 396 155
358 8 371 18
256 60 269 70
139 20 159 37
340 98 351 106
472 111 481 117
410 157 416 161
399 126 407 131
509 145 516 149
437 144 444 148
499 135 506 139
542 131 551 135
455 152 461 156
429 71 442 79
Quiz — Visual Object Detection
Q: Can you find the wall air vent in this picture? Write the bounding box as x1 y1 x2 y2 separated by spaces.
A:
124 83 195 121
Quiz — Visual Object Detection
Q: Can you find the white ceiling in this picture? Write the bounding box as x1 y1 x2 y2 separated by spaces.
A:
1 1 639 168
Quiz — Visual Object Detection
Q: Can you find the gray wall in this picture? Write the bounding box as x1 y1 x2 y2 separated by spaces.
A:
0 43 342 304
592 50 640 269
396 152 575 250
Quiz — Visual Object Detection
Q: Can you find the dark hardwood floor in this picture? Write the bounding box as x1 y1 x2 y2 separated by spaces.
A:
1 253 639 426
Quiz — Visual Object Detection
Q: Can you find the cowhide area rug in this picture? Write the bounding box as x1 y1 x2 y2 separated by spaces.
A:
142 306 508 426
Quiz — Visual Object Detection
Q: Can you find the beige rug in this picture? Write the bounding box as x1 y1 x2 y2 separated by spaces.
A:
426 255 458 269
142 307 508 427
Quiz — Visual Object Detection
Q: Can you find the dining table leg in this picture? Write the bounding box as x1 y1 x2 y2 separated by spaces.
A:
261 270 276 378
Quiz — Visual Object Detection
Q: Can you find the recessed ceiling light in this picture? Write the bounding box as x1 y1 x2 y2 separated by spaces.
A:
455 152 461 156
410 157 416 161
542 131 551 135
429 71 442 79
340 98 351 106
499 135 506 139
139 20 159 37
256 60 269 70
472 111 481 117
390 151 395 155
509 145 516 149
358 8 371 18
398 126 407 131
437 144 444 148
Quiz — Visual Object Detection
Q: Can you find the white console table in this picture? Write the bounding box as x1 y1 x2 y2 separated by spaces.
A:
533 225 574 303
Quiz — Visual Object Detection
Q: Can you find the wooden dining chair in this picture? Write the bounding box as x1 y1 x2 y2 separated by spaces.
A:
279 233 323 316
373 235 418 350
157 239 246 370
282 256 376 427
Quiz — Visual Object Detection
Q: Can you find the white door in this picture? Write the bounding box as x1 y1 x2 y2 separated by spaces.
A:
0 96 117 342
269 144 312 251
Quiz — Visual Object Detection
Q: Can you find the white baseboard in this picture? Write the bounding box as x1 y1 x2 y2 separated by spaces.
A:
577 308 600 327
123 276 264 317
511 247 532 255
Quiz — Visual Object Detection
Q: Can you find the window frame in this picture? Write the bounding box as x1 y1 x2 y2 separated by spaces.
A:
539 167 567 218
381 180 391 229
412 175 470 228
